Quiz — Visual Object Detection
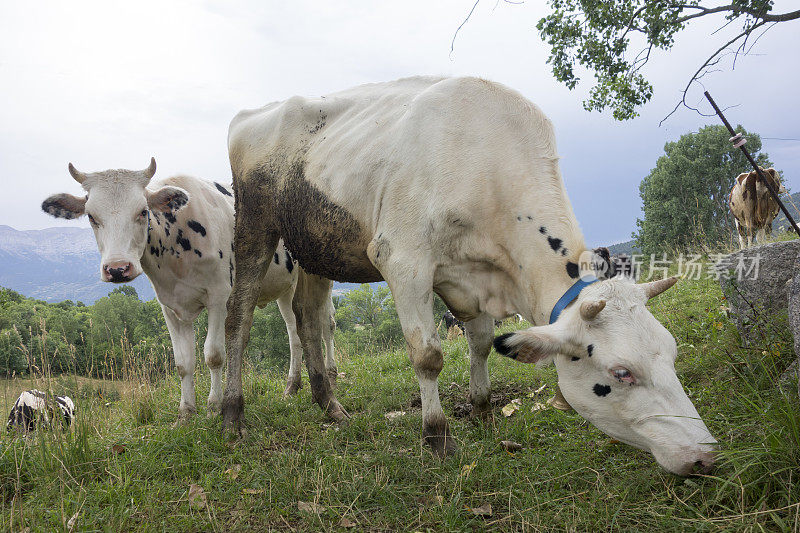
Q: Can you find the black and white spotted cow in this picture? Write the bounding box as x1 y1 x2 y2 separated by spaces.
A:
223 76 716 475
442 310 465 336
42 160 336 419
7 390 75 433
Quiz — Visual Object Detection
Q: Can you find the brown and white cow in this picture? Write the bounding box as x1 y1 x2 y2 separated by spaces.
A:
42 161 336 419
729 167 786 248
222 76 717 475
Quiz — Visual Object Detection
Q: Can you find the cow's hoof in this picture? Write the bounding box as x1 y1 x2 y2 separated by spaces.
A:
221 393 244 438
325 398 350 423
327 368 339 388
423 415 458 458
469 401 493 422
283 377 302 398
206 405 221 419
174 405 196 426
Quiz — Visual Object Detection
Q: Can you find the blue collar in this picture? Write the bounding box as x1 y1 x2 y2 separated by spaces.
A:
549 275 599 324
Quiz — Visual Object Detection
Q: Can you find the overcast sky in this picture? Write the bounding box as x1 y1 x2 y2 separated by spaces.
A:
1 0 797 246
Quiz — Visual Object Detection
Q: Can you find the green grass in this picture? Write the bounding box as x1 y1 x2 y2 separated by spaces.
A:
1 277 798 531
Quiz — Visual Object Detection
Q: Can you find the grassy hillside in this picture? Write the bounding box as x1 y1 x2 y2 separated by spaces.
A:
1 276 798 531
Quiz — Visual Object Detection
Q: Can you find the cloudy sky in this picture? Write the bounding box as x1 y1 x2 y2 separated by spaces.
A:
1 0 797 246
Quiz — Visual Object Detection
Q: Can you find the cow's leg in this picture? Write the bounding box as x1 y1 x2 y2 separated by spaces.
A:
162 306 197 420
385 264 456 458
323 296 338 385
292 272 348 420
203 303 226 417
277 290 304 397
756 226 767 244
464 313 494 419
222 181 280 434
735 220 746 249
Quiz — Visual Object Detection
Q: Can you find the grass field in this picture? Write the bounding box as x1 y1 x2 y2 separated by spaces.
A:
1 276 798 531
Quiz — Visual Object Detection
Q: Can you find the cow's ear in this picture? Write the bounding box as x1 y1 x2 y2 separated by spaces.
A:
146 186 189 213
493 325 567 365
41 193 86 219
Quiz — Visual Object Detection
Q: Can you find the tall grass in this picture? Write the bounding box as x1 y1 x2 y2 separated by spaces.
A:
0 268 798 530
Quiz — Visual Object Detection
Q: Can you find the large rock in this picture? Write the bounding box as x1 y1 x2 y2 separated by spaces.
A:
715 240 800 344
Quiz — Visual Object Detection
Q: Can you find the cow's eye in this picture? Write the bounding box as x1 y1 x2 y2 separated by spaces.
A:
87 214 98 226
139 209 148 219
611 367 636 384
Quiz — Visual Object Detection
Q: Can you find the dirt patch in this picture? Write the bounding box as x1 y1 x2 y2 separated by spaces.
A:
406 381 545 418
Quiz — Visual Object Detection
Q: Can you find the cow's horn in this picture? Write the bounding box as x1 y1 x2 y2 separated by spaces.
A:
142 157 157 180
580 299 606 320
641 276 679 299
68 163 87 184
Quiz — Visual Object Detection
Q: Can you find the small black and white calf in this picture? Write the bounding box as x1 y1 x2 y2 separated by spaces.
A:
6 389 75 433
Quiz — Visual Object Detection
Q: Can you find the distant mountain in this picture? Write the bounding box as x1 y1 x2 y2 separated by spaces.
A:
0 225 155 303
0 225 382 303
606 239 640 256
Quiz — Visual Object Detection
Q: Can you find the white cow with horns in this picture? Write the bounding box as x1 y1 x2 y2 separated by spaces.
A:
42 161 336 419
223 76 716 475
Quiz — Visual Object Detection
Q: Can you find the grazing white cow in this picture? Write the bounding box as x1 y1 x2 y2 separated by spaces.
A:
42 162 336 419
223 76 716 475
7 390 75 432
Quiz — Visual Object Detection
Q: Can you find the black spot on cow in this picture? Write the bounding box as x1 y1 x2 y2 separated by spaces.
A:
149 246 160 257
176 229 191 251
517 216 522 221
274 253 280 265
527 216 532 220
164 212 177 224
308 112 326 134
587 344 594 357
547 236 563 252
194 249 202 257
187 220 207 237
214 182 233 196
164 225 171 237
218 250 223 259
593 383 611 397
285 250 294 273
166 195 188 212
566 261 579 279
571 356 580 361
561 248 568 256
229 259 234 286
539 226 547 234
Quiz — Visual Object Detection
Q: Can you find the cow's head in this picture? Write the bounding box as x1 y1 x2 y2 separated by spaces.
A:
494 276 717 476
42 158 189 282
762 168 787 195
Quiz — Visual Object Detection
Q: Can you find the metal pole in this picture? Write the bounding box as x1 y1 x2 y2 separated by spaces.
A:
704 90 800 237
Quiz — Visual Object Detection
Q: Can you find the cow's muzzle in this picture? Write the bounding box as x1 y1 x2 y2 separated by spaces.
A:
103 261 133 283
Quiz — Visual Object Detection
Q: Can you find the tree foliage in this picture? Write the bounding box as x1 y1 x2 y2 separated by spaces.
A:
534 0 800 120
634 124 772 254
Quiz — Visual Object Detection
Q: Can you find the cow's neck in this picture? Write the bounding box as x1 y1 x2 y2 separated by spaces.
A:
521 248 589 326
140 210 182 281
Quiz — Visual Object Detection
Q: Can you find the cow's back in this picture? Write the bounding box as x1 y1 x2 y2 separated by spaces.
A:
228 76 575 285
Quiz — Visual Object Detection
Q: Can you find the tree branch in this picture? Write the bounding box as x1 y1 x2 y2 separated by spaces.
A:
451 0 482 58
674 4 800 24
659 19 767 126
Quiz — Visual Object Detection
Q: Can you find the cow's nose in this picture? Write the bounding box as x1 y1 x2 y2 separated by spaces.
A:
690 451 716 475
103 262 132 282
